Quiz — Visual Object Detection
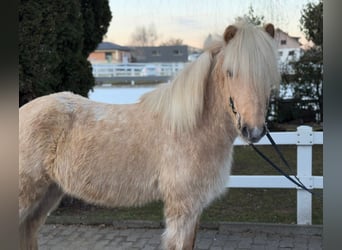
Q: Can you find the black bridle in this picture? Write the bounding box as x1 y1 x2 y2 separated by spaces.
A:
229 97 320 198
229 97 241 130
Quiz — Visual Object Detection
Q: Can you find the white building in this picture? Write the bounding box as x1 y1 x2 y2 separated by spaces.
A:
275 29 303 74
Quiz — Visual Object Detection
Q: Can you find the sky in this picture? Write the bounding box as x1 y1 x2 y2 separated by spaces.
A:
104 0 319 48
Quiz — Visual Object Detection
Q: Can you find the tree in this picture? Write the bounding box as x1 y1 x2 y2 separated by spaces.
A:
238 5 265 26
81 0 112 55
300 0 323 48
19 0 112 106
160 38 183 46
19 0 61 106
290 0 323 122
289 47 323 123
131 23 158 46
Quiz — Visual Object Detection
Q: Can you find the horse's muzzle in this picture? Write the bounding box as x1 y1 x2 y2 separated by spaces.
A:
241 124 266 143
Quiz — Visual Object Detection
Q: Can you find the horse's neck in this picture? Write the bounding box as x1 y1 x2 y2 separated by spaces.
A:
201 73 238 140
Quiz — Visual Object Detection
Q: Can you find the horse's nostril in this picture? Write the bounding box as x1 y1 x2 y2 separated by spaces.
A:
241 125 249 138
241 125 266 143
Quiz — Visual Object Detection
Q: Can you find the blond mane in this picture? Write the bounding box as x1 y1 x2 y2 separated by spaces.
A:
140 51 213 133
141 20 279 134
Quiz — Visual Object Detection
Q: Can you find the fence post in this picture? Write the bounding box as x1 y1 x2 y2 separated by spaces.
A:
296 125 313 225
112 64 116 77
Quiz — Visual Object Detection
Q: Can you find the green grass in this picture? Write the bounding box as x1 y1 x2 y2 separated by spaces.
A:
50 145 323 225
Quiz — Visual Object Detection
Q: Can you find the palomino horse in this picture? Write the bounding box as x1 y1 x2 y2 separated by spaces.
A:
19 20 279 250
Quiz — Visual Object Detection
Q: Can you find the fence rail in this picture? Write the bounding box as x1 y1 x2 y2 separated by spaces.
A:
229 125 323 225
92 62 186 78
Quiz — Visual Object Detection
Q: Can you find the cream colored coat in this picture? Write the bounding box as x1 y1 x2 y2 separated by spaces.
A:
19 20 279 250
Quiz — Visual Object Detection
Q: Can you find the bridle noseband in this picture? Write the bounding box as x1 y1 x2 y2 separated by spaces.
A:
229 97 241 130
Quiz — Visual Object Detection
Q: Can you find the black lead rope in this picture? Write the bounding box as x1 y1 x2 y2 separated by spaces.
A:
265 131 305 187
250 129 322 199
228 97 321 198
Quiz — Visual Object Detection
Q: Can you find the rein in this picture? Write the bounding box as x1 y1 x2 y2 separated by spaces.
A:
229 97 320 198
250 128 320 197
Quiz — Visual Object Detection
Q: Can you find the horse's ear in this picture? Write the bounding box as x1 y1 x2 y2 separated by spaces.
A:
223 25 237 44
264 23 275 38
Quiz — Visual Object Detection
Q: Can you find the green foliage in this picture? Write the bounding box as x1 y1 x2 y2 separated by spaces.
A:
278 0 323 123
19 0 61 105
19 0 112 106
81 0 112 55
283 1 324 122
291 47 323 121
291 48 323 98
300 0 323 47
240 5 265 26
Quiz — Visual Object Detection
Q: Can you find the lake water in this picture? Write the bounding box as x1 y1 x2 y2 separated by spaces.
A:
88 85 157 104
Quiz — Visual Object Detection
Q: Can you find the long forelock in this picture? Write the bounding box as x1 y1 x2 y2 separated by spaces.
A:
222 22 280 97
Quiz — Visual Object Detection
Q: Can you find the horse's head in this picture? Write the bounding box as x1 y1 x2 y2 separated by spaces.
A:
219 20 280 143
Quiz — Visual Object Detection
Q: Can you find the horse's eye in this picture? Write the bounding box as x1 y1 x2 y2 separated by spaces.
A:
227 70 233 78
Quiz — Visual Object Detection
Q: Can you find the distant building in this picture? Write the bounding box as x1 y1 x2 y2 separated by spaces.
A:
187 46 203 61
275 29 304 74
88 43 200 64
88 42 132 64
188 53 201 62
130 45 188 63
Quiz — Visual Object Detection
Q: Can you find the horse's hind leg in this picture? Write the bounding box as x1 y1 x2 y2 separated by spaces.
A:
19 183 64 250
162 203 202 250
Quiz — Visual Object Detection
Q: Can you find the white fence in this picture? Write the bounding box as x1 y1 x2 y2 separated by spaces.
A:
229 125 323 225
92 62 186 78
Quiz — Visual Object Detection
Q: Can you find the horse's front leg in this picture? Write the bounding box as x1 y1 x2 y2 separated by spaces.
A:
179 218 200 250
162 202 202 250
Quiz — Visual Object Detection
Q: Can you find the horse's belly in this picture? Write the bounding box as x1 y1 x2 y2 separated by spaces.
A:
53 157 161 207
